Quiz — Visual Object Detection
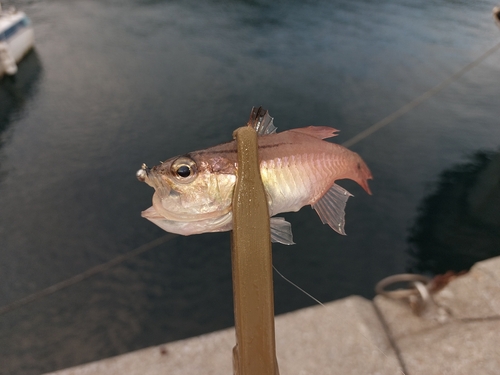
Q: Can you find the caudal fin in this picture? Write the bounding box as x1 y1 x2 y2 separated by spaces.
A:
353 153 373 195
311 154 372 235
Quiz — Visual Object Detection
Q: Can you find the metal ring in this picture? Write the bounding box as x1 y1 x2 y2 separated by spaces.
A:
375 274 431 300
412 280 431 304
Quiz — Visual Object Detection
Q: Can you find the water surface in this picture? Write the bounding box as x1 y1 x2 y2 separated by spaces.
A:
1 0 499 373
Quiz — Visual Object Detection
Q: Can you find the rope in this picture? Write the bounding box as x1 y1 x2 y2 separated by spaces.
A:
0 234 176 316
342 40 500 148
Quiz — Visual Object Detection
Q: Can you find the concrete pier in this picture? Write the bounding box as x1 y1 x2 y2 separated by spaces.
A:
46 256 500 375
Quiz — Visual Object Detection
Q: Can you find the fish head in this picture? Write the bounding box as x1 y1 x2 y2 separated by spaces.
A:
137 153 237 227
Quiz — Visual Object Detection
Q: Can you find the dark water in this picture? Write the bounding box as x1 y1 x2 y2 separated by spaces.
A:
1 0 499 373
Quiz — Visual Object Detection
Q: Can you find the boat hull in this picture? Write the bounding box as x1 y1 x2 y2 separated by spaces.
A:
0 11 35 77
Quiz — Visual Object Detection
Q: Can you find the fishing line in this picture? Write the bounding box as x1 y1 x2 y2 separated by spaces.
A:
273 264 407 375
0 234 176 316
342 40 500 149
272 265 325 307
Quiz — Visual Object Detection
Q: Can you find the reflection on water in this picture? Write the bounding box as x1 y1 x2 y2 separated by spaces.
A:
408 150 500 274
0 49 42 146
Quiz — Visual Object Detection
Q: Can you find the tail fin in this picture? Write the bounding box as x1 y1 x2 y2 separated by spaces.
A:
354 154 373 195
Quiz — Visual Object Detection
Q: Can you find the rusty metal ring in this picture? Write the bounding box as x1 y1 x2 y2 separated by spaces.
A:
375 274 431 300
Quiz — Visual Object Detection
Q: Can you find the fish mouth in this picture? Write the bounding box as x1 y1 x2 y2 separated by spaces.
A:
138 163 231 223
136 164 171 198
142 199 231 223
136 164 149 182
149 192 232 222
141 206 234 236
141 205 165 220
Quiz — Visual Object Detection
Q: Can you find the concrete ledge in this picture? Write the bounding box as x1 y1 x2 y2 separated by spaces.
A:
433 258 500 319
46 257 500 375
375 256 500 375
46 296 402 375
275 296 400 374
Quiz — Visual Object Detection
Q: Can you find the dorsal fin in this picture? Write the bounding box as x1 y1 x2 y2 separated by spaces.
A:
290 126 339 139
247 106 277 135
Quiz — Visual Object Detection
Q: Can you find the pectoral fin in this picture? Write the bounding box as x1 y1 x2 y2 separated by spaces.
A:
312 184 353 235
270 217 295 245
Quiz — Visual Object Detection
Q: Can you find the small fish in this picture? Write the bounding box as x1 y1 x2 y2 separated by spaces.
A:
137 107 372 245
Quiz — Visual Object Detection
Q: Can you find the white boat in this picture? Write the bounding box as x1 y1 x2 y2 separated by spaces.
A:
0 4 34 77
494 6 500 27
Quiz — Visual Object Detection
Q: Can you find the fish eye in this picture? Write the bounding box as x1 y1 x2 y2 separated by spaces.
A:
176 165 191 178
171 156 197 182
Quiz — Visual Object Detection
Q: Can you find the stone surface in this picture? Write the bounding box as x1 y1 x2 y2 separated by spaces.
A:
46 327 235 375
46 296 402 375
433 257 500 319
373 296 444 340
275 296 401 375
375 256 500 375
46 257 500 375
398 320 500 375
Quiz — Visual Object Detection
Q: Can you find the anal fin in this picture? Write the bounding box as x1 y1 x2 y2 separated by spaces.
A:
312 184 353 235
270 217 295 245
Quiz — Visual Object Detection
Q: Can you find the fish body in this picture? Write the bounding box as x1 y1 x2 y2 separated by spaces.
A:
137 108 372 244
